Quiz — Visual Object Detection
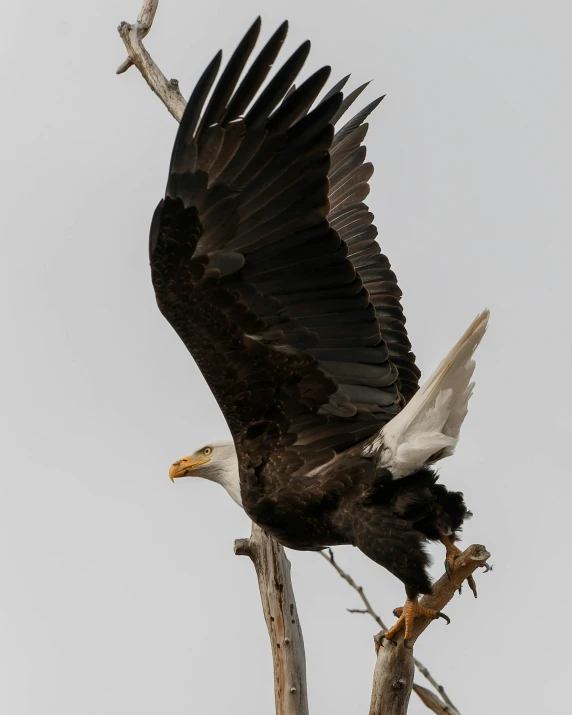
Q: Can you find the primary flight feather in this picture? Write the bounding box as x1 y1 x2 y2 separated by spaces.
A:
151 18 489 645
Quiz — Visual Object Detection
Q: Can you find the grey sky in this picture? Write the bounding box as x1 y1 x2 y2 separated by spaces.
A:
1 1 570 713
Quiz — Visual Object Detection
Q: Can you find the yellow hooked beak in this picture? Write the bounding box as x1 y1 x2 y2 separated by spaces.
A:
169 456 211 483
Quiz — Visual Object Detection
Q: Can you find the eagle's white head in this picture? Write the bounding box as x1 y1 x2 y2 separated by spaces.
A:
169 439 242 506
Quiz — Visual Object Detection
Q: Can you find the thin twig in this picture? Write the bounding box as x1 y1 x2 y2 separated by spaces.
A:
319 548 460 714
319 549 388 631
413 662 459 714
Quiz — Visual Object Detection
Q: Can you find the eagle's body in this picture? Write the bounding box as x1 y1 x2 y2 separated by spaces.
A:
154 18 488 636
245 462 469 597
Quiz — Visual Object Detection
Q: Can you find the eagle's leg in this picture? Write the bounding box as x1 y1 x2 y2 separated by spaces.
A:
441 535 479 597
384 594 450 649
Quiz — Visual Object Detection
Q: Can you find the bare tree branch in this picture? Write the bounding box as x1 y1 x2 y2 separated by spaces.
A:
319 548 460 713
235 525 309 715
413 660 459 713
369 544 490 715
117 0 159 74
413 685 461 715
116 0 186 121
320 549 388 631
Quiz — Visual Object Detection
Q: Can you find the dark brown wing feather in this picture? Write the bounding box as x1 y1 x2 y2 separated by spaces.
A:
327 97 421 402
150 20 420 518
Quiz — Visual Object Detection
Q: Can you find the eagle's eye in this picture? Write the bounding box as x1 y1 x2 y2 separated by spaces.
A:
203 447 212 456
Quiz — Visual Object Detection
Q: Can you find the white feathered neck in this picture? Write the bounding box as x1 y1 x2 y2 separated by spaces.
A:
199 440 243 506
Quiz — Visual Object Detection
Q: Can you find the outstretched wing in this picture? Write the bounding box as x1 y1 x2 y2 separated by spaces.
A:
327 86 420 403
150 19 419 495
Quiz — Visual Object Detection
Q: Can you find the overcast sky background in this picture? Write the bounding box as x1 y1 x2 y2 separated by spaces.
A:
1 1 571 713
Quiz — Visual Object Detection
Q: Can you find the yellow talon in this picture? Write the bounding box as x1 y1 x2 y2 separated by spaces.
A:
384 597 450 648
442 535 478 598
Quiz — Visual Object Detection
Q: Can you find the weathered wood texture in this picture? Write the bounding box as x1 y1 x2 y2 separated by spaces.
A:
369 544 490 715
116 0 186 121
321 548 462 713
413 685 461 715
371 633 415 714
235 525 309 715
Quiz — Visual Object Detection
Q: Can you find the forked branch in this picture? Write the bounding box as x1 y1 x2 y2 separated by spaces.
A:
117 0 186 120
369 544 490 715
320 548 461 713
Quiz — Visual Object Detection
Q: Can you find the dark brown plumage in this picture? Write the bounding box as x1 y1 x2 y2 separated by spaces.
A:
151 18 484 609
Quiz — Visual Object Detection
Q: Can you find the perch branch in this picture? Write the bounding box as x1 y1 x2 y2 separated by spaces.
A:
116 0 186 121
235 525 309 715
320 548 460 713
369 544 490 715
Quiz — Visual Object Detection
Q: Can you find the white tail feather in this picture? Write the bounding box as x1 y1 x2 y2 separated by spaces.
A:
372 310 489 479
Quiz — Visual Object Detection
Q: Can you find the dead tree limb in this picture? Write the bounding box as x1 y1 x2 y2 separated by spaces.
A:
116 0 158 74
413 685 461 715
235 525 309 715
369 544 490 715
320 548 460 713
116 0 186 121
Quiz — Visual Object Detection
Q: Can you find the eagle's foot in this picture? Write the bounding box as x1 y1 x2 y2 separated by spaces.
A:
442 536 478 598
383 597 450 649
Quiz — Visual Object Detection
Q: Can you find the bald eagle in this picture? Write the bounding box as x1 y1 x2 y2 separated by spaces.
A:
152 18 488 646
